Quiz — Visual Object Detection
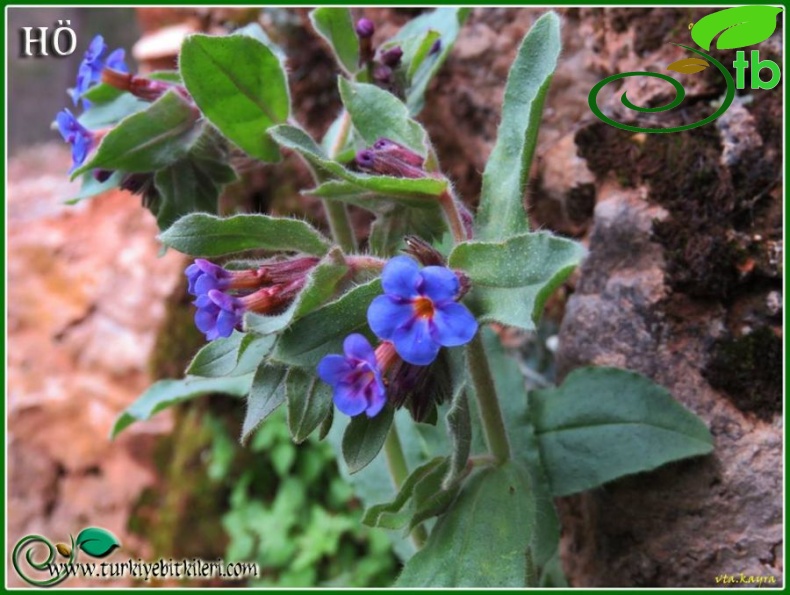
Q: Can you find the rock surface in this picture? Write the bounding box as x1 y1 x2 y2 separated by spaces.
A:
7 145 184 587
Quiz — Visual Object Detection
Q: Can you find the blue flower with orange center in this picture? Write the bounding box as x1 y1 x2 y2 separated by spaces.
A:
367 256 477 365
317 334 387 417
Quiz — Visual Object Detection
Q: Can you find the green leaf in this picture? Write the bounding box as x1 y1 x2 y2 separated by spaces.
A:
691 6 782 51
477 12 561 241
245 248 349 336
273 279 381 368
285 368 334 443
338 79 427 154
187 331 275 378
341 405 394 474
151 131 237 230
111 375 252 438
73 91 200 178
529 366 715 497
396 461 536 587
310 8 359 75
306 177 446 204
77 93 149 129
465 328 562 581
180 33 290 162
232 23 286 60
241 364 288 444
158 212 331 257
75 527 120 558
66 170 123 205
449 232 586 330
362 458 445 529
389 7 470 115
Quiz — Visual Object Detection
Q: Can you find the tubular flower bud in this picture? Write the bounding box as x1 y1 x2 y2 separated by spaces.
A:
185 258 318 341
355 138 427 179
380 46 403 68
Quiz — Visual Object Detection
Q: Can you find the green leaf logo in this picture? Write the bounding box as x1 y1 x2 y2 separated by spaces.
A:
691 6 783 51
75 527 120 558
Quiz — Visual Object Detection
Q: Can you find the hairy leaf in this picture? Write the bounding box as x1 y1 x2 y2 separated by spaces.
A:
338 79 427 154
241 364 288 444
159 213 331 257
342 405 394 474
180 33 290 162
449 232 586 330
310 8 359 75
477 12 561 241
396 462 535 587
286 367 334 443
273 279 381 368
529 366 715 497
73 90 200 177
111 375 252 438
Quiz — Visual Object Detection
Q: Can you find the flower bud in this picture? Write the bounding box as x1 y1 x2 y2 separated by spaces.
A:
380 46 403 68
355 139 427 179
373 64 393 84
404 235 446 266
355 18 375 39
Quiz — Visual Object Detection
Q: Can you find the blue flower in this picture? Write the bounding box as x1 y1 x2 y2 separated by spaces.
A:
193 290 244 341
105 48 129 73
185 259 231 296
55 109 94 172
71 35 128 107
367 256 477 365
317 334 387 417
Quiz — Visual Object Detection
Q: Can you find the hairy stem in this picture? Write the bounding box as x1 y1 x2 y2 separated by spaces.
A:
438 189 467 244
384 425 428 549
324 110 357 252
466 334 511 463
346 254 387 272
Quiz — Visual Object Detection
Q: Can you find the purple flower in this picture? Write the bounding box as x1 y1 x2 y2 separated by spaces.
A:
71 35 128 107
317 334 387 417
185 259 231 296
55 109 94 172
193 289 244 341
367 256 477 365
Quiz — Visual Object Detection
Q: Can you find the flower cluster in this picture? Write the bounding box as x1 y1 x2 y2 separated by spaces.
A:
70 34 128 108
318 256 477 419
355 17 441 95
187 257 318 341
55 35 127 173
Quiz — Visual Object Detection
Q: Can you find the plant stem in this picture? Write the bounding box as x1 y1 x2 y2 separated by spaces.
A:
438 189 467 243
384 425 428 549
466 334 511 464
324 110 357 253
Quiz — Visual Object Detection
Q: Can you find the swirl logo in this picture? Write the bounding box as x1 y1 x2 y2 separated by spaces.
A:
12 527 120 587
589 6 783 133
